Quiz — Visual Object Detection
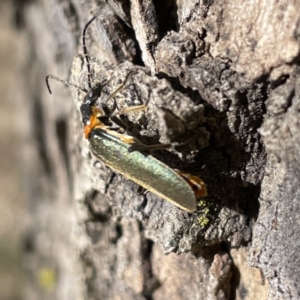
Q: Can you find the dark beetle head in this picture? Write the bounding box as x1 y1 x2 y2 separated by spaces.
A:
83 85 101 105
80 86 101 125
80 102 92 125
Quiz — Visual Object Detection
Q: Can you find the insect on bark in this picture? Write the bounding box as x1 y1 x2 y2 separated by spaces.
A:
46 15 207 212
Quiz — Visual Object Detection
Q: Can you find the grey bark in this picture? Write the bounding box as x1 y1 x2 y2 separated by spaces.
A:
16 0 300 299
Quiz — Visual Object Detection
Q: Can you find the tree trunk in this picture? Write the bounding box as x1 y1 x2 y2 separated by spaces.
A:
14 0 300 299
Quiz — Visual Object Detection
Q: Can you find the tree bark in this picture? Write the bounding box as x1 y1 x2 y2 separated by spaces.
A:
16 0 300 299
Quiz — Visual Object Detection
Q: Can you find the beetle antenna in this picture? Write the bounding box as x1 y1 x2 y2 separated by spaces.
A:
46 75 87 94
82 16 97 90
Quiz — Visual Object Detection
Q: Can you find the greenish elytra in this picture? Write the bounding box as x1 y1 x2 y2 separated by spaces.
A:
90 129 203 212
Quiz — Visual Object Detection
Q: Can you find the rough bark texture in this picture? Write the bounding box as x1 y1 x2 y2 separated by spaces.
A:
14 0 300 299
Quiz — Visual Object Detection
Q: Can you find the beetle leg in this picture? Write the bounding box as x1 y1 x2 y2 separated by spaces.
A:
109 88 151 118
95 128 137 144
106 103 148 136
137 185 148 195
128 143 171 152
101 102 128 130
104 70 149 118
105 70 137 104
113 104 147 116
101 98 117 115
84 104 128 138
